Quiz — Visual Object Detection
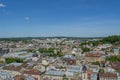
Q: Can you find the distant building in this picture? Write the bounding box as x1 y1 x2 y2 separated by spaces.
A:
110 62 120 71
24 69 41 80
63 55 76 65
82 65 88 80
97 44 112 49
99 72 118 80
85 52 105 62
14 75 25 80
43 70 65 80
90 72 98 80
0 48 9 56
113 48 120 55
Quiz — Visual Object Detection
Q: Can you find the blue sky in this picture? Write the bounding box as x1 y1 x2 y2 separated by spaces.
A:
0 0 120 37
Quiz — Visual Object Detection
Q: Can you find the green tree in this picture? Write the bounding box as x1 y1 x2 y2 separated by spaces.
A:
5 58 23 64
99 69 104 73
81 47 90 53
63 74 68 80
106 56 120 62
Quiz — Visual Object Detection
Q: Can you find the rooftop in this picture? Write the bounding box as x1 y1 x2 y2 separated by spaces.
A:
99 72 117 78
24 69 41 75
45 70 65 76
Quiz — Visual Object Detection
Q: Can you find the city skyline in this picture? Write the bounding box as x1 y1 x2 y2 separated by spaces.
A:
0 0 120 37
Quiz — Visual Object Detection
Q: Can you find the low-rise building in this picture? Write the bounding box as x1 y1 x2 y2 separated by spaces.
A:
99 72 118 80
43 70 65 80
24 69 41 80
85 52 105 62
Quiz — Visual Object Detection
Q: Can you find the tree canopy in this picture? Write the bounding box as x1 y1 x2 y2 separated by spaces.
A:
80 35 120 47
5 58 23 64
106 56 120 62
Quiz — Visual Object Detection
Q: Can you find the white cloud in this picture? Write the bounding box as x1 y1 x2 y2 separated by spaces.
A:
0 3 6 8
25 17 30 20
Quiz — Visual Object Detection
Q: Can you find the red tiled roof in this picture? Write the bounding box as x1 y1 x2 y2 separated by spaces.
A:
85 53 101 57
110 62 120 70
99 72 117 78
14 75 25 80
3 63 28 72
3 65 21 71
24 69 41 75
87 70 93 75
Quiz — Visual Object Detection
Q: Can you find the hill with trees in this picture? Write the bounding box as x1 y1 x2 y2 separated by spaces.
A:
80 35 120 47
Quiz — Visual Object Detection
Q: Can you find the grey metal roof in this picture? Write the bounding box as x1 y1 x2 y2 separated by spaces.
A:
45 70 65 76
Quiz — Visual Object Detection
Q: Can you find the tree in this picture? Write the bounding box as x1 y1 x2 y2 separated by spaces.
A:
5 58 23 64
99 69 104 73
92 61 100 65
106 56 120 62
63 74 68 80
81 47 90 53
27 49 34 52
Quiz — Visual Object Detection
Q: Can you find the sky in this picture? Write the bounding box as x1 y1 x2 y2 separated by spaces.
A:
0 0 120 37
